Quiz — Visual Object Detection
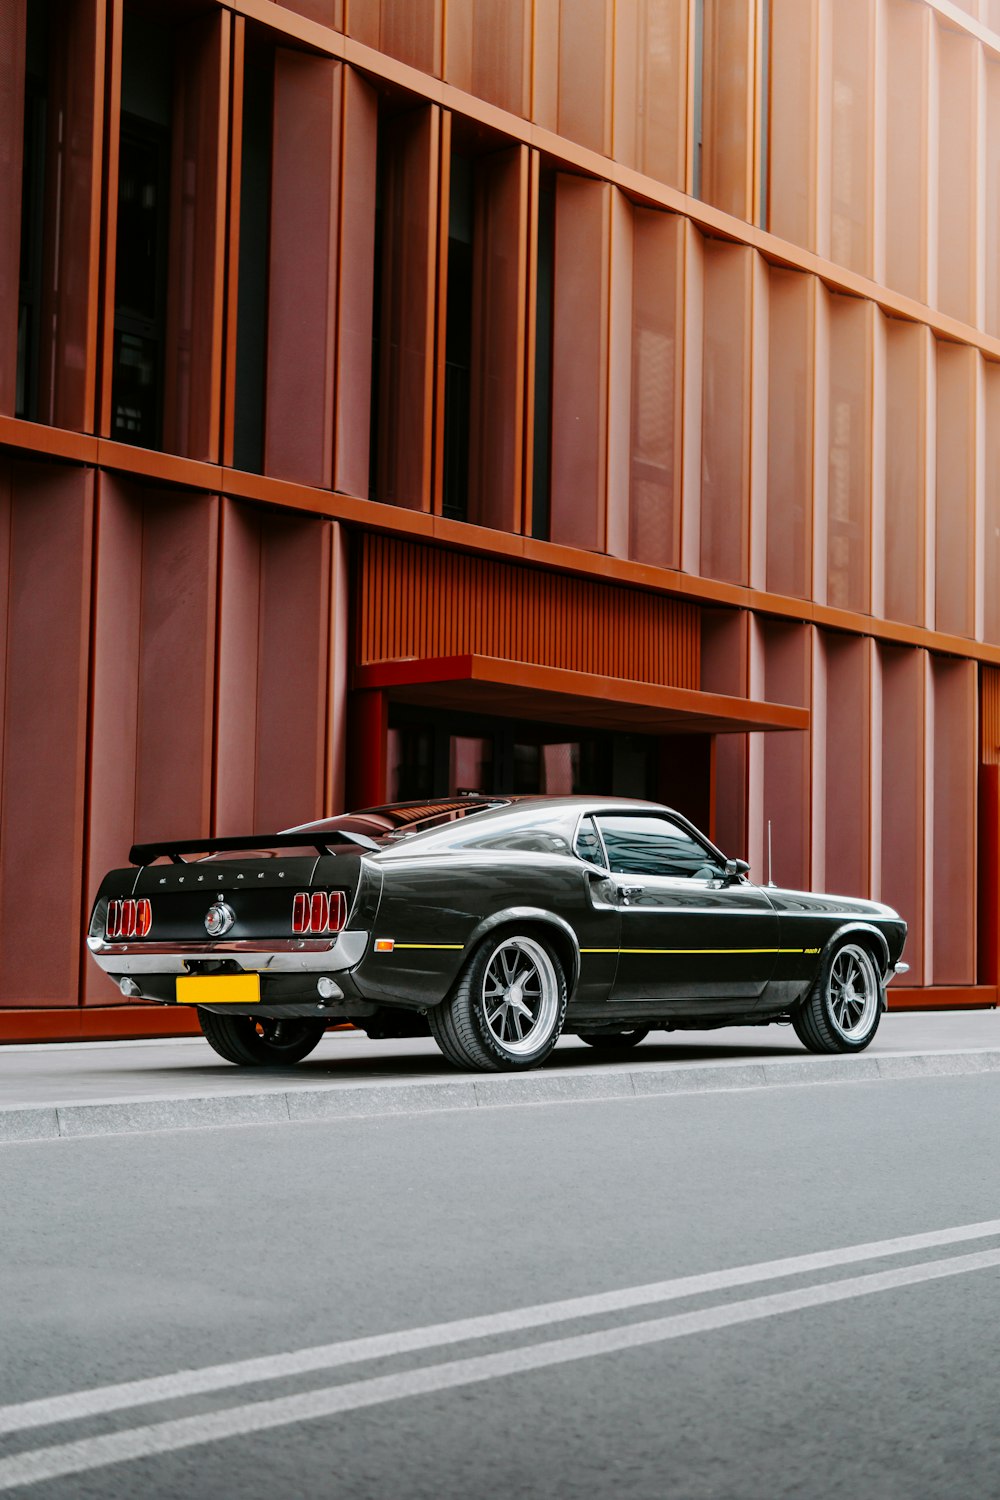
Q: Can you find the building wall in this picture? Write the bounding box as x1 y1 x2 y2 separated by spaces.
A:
2 0 1000 1030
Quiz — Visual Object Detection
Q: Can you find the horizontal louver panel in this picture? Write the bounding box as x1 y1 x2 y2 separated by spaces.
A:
356 535 699 689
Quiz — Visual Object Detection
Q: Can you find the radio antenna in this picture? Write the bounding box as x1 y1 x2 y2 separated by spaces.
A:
767 820 775 887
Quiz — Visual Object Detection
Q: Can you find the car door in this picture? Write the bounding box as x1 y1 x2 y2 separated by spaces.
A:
594 812 779 1010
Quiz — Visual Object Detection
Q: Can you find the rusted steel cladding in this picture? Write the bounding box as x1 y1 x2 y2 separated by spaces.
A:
0 461 93 1005
355 534 699 690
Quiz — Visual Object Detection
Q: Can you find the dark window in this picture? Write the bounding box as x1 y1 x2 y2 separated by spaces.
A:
595 814 721 879
574 815 606 867
111 13 173 449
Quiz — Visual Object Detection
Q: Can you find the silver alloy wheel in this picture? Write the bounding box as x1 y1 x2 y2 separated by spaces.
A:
827 943 879 1042
482 936 561 1056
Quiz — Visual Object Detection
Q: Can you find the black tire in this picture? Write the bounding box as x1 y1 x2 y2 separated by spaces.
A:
428 931 567 1072
577 1027 649 1054
198 1010 327 1067
792 940 882 1054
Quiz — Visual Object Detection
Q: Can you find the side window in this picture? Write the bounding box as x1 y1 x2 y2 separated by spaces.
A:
595 815 722 879
574 815 606 867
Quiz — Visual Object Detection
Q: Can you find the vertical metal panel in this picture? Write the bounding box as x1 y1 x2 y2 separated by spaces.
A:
469 145 528 533
555 0 612 156
84 472 144 1003
221 16 245 470
767 0 818 249
700 240 751 585
820 628 871 898
550 175 609 553
0 0 27 415
327 522 350 815
86 481 220 999
613 0 688 190
334 65 378 498
253 513 331 830
826 291 872 614
766 267 812 598
700 0 754 221
760 620 811 890
884 319 928 629
0 462 93 1006
344 0 380 49
444 0 530 116
885 0 930 305
37 0 106 433
936 19 978 326
935 340 976 638
265 49 340 487
629 209 682 570
931 655 977 983
97 0 124 439
213 497 261 836
605 186 633 560
163 10 230 462
379 0 443 76
375 105 439 510
355 534 699 688
880 643 926 984
430 108 450 518
827 0 873 276
134 496 219 842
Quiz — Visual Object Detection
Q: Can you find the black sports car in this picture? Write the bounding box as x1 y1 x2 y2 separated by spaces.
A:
87 796 908 1072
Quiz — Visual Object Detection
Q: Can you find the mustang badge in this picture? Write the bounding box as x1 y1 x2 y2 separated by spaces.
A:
204 899 236 937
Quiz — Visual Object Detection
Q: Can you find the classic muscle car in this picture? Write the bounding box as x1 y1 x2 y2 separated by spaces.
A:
87 796 908 1072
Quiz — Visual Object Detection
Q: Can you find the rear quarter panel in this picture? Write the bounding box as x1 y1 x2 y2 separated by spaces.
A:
352 850 619 1009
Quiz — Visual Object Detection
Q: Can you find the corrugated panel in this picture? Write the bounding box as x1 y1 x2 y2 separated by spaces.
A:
982 665 1000 765
355 534 699 689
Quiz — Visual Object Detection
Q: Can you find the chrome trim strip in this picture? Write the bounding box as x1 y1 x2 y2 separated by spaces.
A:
87 929 370 976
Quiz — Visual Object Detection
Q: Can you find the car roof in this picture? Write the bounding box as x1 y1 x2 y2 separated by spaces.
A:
289 794 673 836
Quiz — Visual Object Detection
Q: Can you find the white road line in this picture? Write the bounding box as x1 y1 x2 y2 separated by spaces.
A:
2 1245 999 1493
2 1218 1000 1440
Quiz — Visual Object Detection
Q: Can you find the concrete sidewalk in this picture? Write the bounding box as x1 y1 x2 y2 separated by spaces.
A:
1 1011 998 1142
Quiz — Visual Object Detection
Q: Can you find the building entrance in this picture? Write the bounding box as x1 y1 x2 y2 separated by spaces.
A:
386 706 660 803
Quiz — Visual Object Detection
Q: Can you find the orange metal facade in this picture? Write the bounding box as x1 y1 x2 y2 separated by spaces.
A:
2 0 1000 1038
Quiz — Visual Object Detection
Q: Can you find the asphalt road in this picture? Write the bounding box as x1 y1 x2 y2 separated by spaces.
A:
3 1070 1000 1497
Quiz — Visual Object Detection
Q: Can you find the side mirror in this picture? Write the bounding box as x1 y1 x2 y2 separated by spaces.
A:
723 858 750 885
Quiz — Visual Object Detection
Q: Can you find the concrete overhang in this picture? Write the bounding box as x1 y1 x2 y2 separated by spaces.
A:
353 655 810 736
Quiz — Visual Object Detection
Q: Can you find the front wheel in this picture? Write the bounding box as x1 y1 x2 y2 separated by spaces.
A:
792 942 882 1054
199 1011 327 1067
429 932 567 1072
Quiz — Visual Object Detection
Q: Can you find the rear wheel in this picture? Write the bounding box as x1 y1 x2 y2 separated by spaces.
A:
429 932 567 1072
792 941 882 1054
198 1011 327 1067
577 1027 649 1055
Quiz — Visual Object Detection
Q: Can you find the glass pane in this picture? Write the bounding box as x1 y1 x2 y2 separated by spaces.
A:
596 813 720 878
574 815 606 866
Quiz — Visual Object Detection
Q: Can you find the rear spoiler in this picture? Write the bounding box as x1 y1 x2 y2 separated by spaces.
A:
129 833 335 865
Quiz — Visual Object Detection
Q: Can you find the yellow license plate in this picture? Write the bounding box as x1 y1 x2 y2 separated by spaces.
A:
175 974 261 1005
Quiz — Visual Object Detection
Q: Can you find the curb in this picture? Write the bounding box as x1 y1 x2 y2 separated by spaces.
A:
2 1048 1000 1144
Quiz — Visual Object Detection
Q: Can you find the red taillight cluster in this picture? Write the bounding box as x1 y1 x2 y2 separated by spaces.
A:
106 899 152 940
291 890 346 935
